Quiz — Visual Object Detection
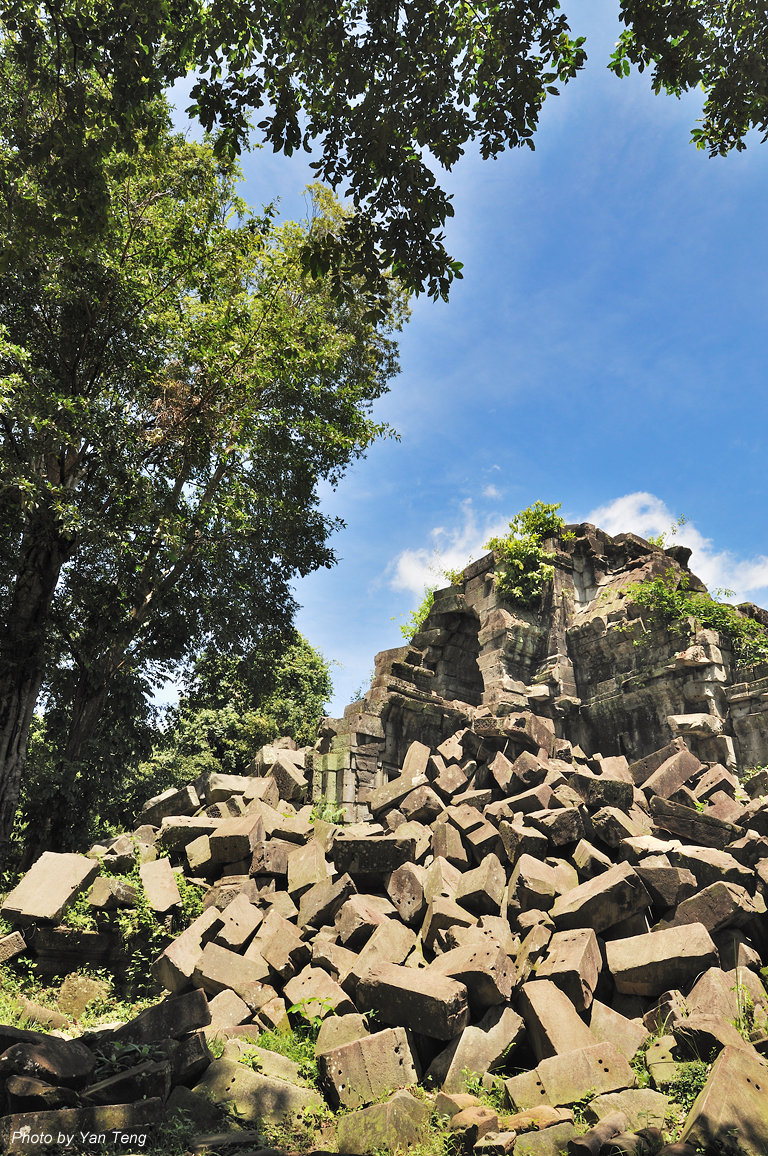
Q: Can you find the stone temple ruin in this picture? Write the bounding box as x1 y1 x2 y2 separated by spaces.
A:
2 521 768 1156
315 523 768 817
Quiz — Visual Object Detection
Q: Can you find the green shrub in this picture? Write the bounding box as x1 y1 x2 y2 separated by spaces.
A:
624 570 768 667
485 500 565 606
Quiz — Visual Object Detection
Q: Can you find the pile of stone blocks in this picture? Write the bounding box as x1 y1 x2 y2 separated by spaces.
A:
4 719 768 1154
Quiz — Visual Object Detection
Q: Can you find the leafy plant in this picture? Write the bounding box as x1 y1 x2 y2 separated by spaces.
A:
667 1059 709 1114
623 570 768 667
485 501 565 606
256 1026 320 1087
310 798 347 824
461 1069 507 1110
400 587 436 641
648 513 689 549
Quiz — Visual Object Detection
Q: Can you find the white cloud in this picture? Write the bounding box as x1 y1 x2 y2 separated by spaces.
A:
586 492 768 604
389 500 508 597
390 490 768 607
483 484 502 499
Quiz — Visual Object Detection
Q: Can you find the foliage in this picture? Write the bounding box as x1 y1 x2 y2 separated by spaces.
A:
611 2 768 156
310 798 347 825
461 1070 507 1111
485 501 565 607
400 587 436 641
667 1059 710 1114
254 1027 320 1087
623 570 768 667
92 1039 168 1082
648 513 689 549
0 81 402 854
133 632 333 808
0 2 587 306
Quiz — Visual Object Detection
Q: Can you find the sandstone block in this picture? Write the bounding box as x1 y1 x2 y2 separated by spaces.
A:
512 1121 578 1155
508 854 557 912
650 795 743 848
356 961 470 1040
643 748 702 799
141 784 199 826
138 857 181 917
213 892 263 951
535 927 602 1013
193 1058 322 1125
112 988 211 1043
455 853 506 915
605 923 718 997
387 862 427 925
0 1101 165 1155
433 1005 525 1093
550 862 650 934
428 943 515 1015
283 965 356 1020
588 1000 649 1061
298 872 357 929
518 979 597 1062
1 853 99 926
318 1025 420 1108
336 1089 431 1154
536 1041 636 1106
679 1045 768 1155
193 942 274 1010
333 833 416 878
315 1012 370 1056
659 880 758 936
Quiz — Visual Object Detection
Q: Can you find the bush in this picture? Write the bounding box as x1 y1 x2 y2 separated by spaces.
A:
485 501 565 606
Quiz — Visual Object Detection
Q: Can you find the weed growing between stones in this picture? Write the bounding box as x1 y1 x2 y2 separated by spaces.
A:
255 1026 320 1086
485 501 565 607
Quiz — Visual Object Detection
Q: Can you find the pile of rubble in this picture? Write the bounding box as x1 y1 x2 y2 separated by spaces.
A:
3 715 768 1155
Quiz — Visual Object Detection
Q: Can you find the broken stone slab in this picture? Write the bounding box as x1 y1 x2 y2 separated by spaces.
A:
192 1058 322 1125
335 894 391 948
82 1058 173 1107
0 1101 165 1155
158 815 222 852
633 862 697 911
344 919 417 993
590 806 650 848
86 875 140 911
213 892 263 952
588 1000 649 1062
498 819 549 867
535 927 602 1013
332 833 416 878
207 988 252 1029
1 852 99 926
642 749 703 800
0 929 26 964
657 880 759 936
668 844 755 890
152 906 223 993
455 853 507 914
111 988 212 1043
428 943 515 1015
138 857 181 917
5 1076 79 1113
387 862 427 926
0 1035 96 1089
628 739 688 787
527 807 585 848
430 1005 525 1093
335 1089 431 1154
264 748 308 802
512 1121 579 1155
678 1045 768 1155
423 854 462 903
315 1012 371 1056
585 1088 670 1131
605 923 719 998
550 862 651 934
283 965 357 1020
192 942 275 1010
570 772 634 811
508 854 557 912
518 980 598 1062
536 1041 637 1106
356 961 470 1040
650 795 743 848
297 872 357 929
56 973 110 1019
141 784 200 826
318 1025 420 1108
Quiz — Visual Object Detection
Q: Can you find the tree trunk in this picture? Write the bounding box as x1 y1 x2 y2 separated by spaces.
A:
0 513 71 863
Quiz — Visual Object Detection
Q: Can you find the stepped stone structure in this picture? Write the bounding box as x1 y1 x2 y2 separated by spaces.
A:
313 523 768 817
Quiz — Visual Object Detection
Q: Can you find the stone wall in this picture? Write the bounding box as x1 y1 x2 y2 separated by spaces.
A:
313 523 768 815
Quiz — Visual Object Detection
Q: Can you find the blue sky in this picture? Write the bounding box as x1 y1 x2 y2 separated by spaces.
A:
175 1 768 716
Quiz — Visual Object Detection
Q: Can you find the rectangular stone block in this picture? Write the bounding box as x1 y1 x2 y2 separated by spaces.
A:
550 862 651 934
318 1026 420 1108
356 962 469 1040
141 784 199 826
535 928 602 1013
1 853 99 926
518 980 597 1062
605 922 719 998
152 906 223 993
679 1045 768 1155
138 857 181 917
537 1041 636 1106
193 941 274 1009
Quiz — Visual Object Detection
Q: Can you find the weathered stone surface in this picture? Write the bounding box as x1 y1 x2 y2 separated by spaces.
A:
518 980 597 1062
0 930 26 964
315 1013 370 1056
535 1041 636 1106
193 942 275 1010
356 961 469 1040
0 1036 96 1089
585 1088 670 1130
432 1005 525 1093
512 1121 579 1155
1 853 99 926
650 795 743 848
283 965 356 1020
679 1045 768 1155
387 862 427 926
192 1058 322 1124
428 943 515 1015
318 1025 420 1108
605 923 719 997
588 1000 649 1062
535 927 602 1013
138 856 181 917
152 906 223 993
659 880 758 935
0 1101 165 1155
82 1059 173 1107
336 1089 431 1154
112 988 211 1043
298 872 357 929
141 784 199 826
550 863 651 934
642 748 703 799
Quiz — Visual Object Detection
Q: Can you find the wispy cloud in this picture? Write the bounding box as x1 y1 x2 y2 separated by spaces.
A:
389 499 508 597
483 484 502 499
586 492 768 604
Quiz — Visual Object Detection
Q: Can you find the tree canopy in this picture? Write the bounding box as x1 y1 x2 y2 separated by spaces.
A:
0 90 406 855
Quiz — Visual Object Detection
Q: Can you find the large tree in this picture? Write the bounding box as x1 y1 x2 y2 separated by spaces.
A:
0 99 405 857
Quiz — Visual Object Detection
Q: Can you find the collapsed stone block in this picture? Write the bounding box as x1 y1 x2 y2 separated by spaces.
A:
550 862 651 934
535 927 602 1013
428 943 515 1015
604 922 719 997
1 853 99 926
318 1025 420 1108
679 1045 768 1155
517 979 597 1062
335 1089 431 1154
192 1058 322 1125
431 1005 525 1093
356 961 470 1040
